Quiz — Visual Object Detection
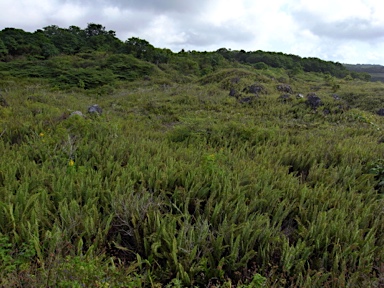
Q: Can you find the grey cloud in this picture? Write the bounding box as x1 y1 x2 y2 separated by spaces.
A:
312 18 384 41
177 23 254 48
293 10 384 42
66 0 207 14
4 0 251 50
112 0 207 13
56 0 212 43
61 1 255 50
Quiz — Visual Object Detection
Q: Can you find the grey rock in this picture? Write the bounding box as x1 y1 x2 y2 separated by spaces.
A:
306 93 322 110
70 111 84 118
229 88 238 97
88 104 102 115
243 84 265 95
0 95 9 107
277 84 293 94
377 108 384 116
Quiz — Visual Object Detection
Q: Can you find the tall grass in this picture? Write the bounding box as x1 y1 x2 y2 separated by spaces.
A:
0 69 384 287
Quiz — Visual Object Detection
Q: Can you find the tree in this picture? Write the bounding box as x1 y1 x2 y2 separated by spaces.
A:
0 39 8 59
0 28 31 56
85 23 107 37
0 27 59 59
43 25 85 54
152 48 173 65
84 23 122 52
33 30 59 58
123 37 155 62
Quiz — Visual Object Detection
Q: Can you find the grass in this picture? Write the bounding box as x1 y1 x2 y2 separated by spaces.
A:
0 67 384 287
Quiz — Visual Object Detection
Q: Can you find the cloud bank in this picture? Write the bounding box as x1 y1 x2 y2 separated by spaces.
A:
1 0 384 64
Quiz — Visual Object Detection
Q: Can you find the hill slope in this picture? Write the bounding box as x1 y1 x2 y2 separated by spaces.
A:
344 63 384 82
0 24 384 288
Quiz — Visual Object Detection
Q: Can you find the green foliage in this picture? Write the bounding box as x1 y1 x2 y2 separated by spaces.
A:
0 39 8 59
367 159 384 194
0 52 156 89
0 31 383 287
43 25 86 55
253 62 269 70
238 273 267 288
1 22 369 87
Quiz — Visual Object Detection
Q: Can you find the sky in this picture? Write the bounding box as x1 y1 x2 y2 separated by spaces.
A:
1 0 384 65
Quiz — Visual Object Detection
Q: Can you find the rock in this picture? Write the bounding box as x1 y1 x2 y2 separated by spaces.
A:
377 108 384 116
88 104 102 115
306 93 322 110
229 88 238 97
0 95 9 107
296 93 304 99
243 84 265 95
70 111 84 118
277 84 293 94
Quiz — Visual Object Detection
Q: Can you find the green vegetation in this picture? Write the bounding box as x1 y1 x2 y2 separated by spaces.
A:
0 24 384 287
344 64 382 82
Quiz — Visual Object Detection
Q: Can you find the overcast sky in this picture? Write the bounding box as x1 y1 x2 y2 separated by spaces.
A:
1 0 384 64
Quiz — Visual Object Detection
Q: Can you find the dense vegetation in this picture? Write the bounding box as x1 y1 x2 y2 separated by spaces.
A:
0 23 372 85
0 24 384 287
344 64 384 83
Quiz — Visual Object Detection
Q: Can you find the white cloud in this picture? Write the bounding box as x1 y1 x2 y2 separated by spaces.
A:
0 0 384 64
0 0 57 29
48 3 88 25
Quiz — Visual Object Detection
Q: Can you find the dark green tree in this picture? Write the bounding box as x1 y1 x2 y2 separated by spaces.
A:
43 25 85 54
123 37 155 62
0 28 31 57
0 39 8 59
84 23 122 52
85 23 107 37
152 48 173 65
32 30 59 58
0 27 59 59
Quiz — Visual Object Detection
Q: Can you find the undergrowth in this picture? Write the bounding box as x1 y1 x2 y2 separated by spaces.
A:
0 68 384 287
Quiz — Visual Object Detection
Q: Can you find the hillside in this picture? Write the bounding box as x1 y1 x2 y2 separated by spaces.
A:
1 24 384 287
344 64 384 83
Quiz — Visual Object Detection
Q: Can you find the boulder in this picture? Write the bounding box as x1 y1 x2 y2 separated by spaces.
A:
88 104 102 115
277 84 293 94
243 84 265 95
229 88 238 97
70 111 84 118
0 96 9 107
377 108 384 116
306 93 322 110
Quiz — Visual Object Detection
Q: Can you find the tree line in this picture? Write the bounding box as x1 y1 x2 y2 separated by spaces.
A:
0 23 371 83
